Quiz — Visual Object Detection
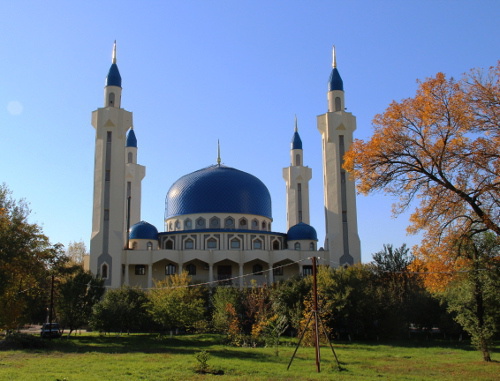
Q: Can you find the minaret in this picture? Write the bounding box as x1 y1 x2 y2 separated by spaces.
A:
125 127 146 233
283 116 312 229
90 42 135 287
317 47 361 266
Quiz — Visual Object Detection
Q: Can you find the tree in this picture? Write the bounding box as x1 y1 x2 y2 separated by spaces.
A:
57 269 104 335
90 286 152 334
66 240 88 266
0 184 65 330
440 233 500 362
147 272 205 333
344 62 500 257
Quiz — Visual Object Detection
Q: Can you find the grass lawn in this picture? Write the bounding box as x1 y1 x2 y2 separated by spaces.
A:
0 333 498 380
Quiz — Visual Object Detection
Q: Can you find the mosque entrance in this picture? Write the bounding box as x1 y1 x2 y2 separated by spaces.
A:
217 265 232 285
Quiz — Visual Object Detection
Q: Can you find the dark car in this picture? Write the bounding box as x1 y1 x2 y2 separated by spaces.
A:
40 323 62 338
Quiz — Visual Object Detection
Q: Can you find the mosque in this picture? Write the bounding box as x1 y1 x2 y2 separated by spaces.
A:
87 43 361 289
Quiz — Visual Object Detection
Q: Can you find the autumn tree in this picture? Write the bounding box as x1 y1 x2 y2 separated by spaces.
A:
66 240 88 266
344 63 500 359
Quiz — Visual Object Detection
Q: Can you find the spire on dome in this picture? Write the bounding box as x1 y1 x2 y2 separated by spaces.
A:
328 45 343 92
217 140 221 166
291 116 303 150
106 41 122 87
112 40 117 64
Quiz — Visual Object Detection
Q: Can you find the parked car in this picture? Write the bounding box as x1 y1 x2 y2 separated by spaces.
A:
40 323 62 338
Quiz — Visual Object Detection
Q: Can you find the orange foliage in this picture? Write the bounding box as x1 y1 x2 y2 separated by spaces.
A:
344 62 500 290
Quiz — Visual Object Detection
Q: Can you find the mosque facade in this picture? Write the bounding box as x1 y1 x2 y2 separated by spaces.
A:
88 44 361 289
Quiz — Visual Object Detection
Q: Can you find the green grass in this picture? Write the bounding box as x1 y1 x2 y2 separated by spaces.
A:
0 333 497 380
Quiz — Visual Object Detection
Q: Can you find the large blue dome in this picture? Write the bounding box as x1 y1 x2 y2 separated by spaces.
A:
165 165 272 219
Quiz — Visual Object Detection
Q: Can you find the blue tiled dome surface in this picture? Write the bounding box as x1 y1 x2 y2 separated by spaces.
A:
287 222 318 241
328 67 343 92
165 165 272 219
129 221 158 240
106 63 122 87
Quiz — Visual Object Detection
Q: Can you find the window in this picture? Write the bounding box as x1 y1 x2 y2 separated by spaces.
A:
135 265 146 275
101 263 108 279
165 264 176 275
186 263 196 276
147 241 153 250
165 239 174 250
185 219 192 229
225 217 234 228
294 242 301 250
295 153 301 166
196 218 206 228
128 152 133 163
309 242 315 250
253 239 262 250
108 92 115 106
335 96 341 112
262 221 267 230
273 265 283 276
302 265 313 276
239 218 247 228
207 238 218 249
184 239 194 250
253 264 263 275
210 217 220 228
230 238 241 249
252 219 259 229
175 220 180 229
132 241 138 250
272 240 280 250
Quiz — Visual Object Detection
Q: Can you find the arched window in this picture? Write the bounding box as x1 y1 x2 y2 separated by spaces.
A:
224 217 234 228
230 238 241 249
252 219 259 230
239 218 247 228
309 242 315 250
207 237 218 249
196 218 206 228
294 242 301 250
335 96 341 111
101 263 108 279
128 152 133 163
165 240 174 250
272 240 280 250
186 263 196 276
175 220 181 230
165 264 176 275
132 241 138 250
295 153 301 166
262 221 267 230
253 263 263 275
253 239 262 250
184 239 194 250
185 219 192 229
108 92 115 106
210 217 220 228
147 241 153 251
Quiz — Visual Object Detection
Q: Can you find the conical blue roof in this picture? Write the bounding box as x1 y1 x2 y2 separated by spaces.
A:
291 130 302 150
328 67 343 91
106 63 122 87
126 129 137 148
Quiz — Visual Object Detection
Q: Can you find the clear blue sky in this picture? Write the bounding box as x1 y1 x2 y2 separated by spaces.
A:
1 1 499 262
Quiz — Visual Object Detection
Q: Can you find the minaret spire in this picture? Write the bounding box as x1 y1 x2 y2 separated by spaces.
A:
112 40 117 64
332 45 337 68
294 114 298 132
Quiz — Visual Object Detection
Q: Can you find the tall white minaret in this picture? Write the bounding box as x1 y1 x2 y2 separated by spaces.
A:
317 47 361 266
283 116 312 229
90 42 135 287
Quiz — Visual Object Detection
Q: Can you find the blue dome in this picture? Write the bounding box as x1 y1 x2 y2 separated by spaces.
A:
165 165 272 219
106 63 122 87
126 129 137 148
287 222 318 241
291 130 302 150
129 221 158 240
328 67 343 92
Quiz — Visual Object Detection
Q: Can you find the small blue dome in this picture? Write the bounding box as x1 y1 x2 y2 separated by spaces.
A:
291 130 302 150
126 129 137 148
287 222 318 241
166 165 272 219
328 67 343 92
106 63 122 87
129 221 158 240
